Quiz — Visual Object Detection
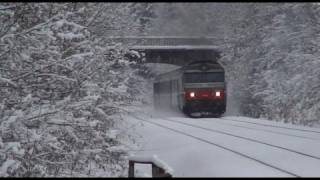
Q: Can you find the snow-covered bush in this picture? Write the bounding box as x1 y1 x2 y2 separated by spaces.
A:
0 3 151 177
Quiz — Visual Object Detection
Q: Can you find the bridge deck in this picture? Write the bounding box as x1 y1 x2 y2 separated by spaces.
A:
105 36 222 65
105 36 221 50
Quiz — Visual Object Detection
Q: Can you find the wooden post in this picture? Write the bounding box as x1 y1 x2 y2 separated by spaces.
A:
128 160 135 178
128 160 172 178
152 163 172 178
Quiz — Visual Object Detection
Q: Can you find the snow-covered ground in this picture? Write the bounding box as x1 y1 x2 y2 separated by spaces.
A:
123 108 320 177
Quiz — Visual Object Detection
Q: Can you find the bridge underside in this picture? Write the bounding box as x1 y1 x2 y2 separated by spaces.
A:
107 37 222 66
129 48 221 66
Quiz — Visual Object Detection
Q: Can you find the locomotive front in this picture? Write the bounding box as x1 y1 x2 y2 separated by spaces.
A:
182 61 226 117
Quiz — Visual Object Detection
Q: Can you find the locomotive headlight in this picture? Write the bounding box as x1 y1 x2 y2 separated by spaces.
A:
215 91 221 97
190 92 195 98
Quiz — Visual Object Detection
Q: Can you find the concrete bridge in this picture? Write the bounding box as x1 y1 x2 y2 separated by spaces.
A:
105 36 222 66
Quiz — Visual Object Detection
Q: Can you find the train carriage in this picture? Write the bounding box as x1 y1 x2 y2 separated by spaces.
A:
153 61 226 117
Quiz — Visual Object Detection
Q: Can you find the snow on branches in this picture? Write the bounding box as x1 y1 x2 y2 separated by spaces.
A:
0 3 151 177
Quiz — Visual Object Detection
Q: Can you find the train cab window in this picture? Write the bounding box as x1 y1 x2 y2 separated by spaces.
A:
184 72 224 83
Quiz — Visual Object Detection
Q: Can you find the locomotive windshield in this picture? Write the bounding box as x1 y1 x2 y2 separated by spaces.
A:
184 72 224 83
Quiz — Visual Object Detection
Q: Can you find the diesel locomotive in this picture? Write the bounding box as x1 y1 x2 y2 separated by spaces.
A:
153 61 226 117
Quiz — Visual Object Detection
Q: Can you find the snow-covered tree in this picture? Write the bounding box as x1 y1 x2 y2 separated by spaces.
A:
0 3 151 177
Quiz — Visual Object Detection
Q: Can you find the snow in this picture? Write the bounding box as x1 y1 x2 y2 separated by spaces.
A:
106 129 119 139
36 73 77 82
222 116 320 134
1 3 320 177
128 50 141 58
4 142 25 156
0 76 17 87
57 32 84 40
123 108 320 177
107 145 127 153
0 159 18 177
54 19 86 30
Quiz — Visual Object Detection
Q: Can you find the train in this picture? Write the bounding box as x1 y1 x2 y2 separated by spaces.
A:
153 61 226 117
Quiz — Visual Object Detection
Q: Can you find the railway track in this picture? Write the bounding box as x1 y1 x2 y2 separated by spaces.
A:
195 118 320 141
129 113 300 177
220 117 320 134
160 117 320 161
176 112 320 140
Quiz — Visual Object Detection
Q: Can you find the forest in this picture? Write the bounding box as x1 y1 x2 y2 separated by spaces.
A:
0 3 319 177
